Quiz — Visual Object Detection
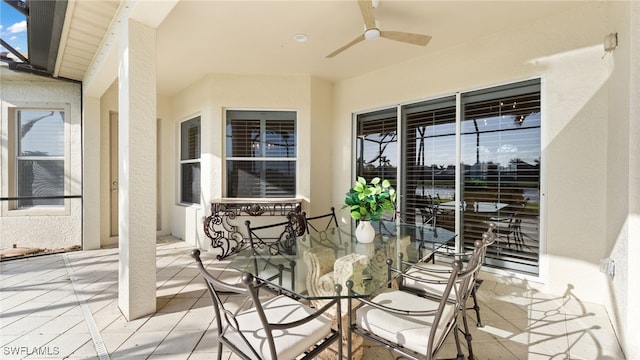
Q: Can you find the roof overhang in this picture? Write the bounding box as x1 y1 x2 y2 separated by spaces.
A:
1 0 68 78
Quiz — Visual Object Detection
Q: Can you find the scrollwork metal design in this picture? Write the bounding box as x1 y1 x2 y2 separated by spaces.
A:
203 199 302 260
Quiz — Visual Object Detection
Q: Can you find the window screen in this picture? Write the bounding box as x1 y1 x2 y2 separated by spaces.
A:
16 109 65 207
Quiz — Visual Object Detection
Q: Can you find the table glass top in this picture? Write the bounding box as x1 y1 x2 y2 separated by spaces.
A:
229 221 456 300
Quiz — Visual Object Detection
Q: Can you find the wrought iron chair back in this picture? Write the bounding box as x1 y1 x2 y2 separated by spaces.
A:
491 209 523 250
191 249 342 360
302 207 339 233
245 219 299 292
287 212 308 237
347 240 485 360
398 224 495 359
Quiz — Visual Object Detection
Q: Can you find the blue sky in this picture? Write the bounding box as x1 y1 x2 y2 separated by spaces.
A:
0 1 28 57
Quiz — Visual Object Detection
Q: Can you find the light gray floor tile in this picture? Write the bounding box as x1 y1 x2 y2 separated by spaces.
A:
138 312 184 332
100 331 135 355
1 239 627 360
152 330 203 355
111 330 169 358
157 297 199 314
43 332 93 359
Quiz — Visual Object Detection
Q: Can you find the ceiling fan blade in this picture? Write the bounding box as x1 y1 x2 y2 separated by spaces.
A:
380 31 432 46
358 0 376 30
326 34 366 58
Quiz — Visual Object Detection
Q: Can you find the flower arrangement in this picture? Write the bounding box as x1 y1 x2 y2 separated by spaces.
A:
342 177 397 221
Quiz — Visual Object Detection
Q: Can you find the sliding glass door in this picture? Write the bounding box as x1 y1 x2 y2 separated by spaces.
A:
355 79 541 276
461 81 541 275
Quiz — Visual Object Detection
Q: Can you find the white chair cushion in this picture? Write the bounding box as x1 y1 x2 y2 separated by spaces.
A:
224 295 333 360
356 290 455 355
403 262 455 300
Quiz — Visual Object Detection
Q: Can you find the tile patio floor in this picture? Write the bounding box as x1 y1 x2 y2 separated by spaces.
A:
0 236 625 360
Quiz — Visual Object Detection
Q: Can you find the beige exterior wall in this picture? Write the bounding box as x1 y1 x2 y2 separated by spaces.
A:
606 1 639 358
0 79 82 250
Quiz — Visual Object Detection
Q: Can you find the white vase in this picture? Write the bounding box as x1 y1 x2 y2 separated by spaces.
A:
355 220 376 243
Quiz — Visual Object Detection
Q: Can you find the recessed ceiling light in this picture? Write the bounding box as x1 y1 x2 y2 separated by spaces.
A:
294 33 308 43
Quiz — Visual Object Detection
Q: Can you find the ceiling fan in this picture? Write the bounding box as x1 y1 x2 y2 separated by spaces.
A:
326 0 432 58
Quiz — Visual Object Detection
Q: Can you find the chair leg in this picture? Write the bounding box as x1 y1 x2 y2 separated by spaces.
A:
452 319 465 360
460 311 475 360
470 281 483 328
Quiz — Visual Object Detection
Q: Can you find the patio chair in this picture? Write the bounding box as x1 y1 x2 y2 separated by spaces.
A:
347 240 485 360
417 194 441 227
190 249 342 360
245 219 299 293
287 212 308 236
490 209 523 251
398 224 495 360
302 207 339 233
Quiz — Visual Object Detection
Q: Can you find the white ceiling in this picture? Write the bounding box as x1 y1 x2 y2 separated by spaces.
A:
56 0 594 96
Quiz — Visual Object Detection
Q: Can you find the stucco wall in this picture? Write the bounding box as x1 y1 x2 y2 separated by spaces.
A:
0 79 82 250
606 1 639 358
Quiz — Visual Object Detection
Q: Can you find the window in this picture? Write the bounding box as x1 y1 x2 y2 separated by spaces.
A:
226 110 296 198
180 116 200 204
12 109 65 208
355 79 541 276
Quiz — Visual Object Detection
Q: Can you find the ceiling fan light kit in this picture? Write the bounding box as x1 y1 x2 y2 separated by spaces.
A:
364 28 380 40
326 0 431 58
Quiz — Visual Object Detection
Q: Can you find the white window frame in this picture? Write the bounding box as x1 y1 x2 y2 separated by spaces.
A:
224 109 297 199
1 102 71 216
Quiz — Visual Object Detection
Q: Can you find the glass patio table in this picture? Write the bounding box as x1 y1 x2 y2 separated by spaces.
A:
229 221 457 300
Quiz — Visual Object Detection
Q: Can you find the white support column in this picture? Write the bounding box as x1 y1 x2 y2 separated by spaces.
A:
117 18 157 320
82 96 101 250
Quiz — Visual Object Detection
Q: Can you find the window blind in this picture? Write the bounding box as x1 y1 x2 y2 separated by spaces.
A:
180 116 201 204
